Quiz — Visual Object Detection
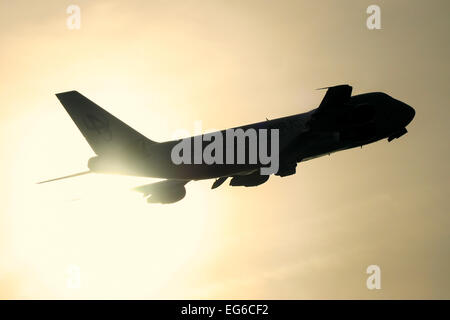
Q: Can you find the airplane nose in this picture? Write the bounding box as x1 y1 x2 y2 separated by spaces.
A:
401 103 415 126
391 98 415 128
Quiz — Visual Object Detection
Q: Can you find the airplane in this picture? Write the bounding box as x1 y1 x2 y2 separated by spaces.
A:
38 84 415 203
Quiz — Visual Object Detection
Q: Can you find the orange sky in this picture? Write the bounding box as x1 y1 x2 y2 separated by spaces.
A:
0 0 449 299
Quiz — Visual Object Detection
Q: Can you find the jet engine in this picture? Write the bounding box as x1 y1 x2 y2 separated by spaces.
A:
146 186 186 204
133 180 189 204
276 162 297 177
230 172 270 187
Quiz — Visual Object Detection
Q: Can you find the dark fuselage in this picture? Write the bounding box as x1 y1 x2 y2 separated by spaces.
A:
88 92 415 180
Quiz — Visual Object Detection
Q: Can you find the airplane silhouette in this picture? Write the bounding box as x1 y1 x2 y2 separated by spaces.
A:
38 85 415 203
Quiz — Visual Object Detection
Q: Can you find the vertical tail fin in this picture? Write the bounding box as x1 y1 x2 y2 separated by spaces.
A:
56 91 157 156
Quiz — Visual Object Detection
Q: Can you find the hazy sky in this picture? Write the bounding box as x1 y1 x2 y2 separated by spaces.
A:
0 0 449 299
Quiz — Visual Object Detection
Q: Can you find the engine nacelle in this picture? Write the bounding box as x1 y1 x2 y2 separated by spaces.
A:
276 162 297 177
230 173 270 187
146 186 186 204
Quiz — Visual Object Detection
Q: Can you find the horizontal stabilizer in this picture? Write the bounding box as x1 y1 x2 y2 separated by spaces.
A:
37 170 91 184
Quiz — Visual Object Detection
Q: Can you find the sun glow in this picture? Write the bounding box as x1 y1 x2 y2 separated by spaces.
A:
3 98 220 299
